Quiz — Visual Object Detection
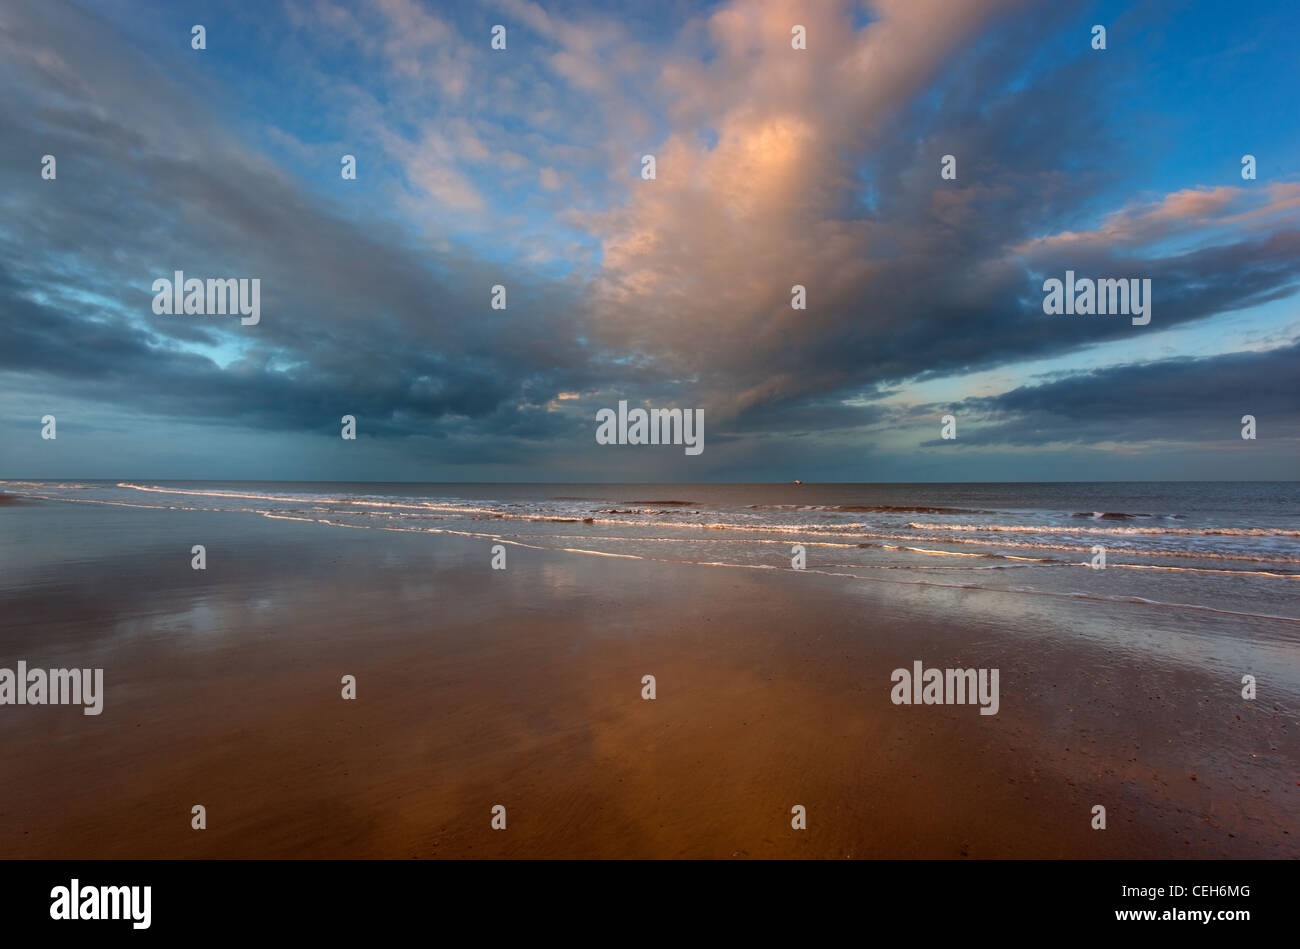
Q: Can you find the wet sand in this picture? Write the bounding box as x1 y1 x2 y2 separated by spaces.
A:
0 498 1296 858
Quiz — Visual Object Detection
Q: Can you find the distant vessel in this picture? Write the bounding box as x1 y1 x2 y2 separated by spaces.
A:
792 480 803 485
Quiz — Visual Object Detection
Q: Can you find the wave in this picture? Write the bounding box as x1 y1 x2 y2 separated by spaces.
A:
1070 511 1184 519
11 487 1300 619
746 503 993 514
96 486 1300 537
598 507 685 515
908 521 1300 537
214 510 1300 622
10 483 1293 565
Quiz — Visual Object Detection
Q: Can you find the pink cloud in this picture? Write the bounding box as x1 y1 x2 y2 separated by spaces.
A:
1014 182 1300 255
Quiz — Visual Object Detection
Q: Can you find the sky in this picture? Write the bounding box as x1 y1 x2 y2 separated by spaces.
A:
0 0 1297 482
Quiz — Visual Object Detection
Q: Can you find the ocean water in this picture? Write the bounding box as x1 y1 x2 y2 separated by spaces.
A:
4 480 1298 625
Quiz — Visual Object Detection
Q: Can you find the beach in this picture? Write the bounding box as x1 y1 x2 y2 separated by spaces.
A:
0 485 1296 858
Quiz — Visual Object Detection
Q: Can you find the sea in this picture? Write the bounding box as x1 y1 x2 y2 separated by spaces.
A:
3 479 1297 625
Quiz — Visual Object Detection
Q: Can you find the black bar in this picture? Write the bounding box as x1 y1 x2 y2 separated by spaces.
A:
1 859 1284 936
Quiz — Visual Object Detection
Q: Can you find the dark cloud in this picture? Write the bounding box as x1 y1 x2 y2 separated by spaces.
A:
919 341 1300 447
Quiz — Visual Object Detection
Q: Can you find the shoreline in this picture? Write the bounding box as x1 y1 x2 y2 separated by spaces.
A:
0 498 1295 858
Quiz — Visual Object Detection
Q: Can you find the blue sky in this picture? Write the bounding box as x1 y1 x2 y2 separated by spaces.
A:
1 0 1297 481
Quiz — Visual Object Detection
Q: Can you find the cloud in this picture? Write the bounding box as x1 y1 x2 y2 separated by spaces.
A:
1014 182 1300 253
920 340 1300 447
0 0 1296 480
